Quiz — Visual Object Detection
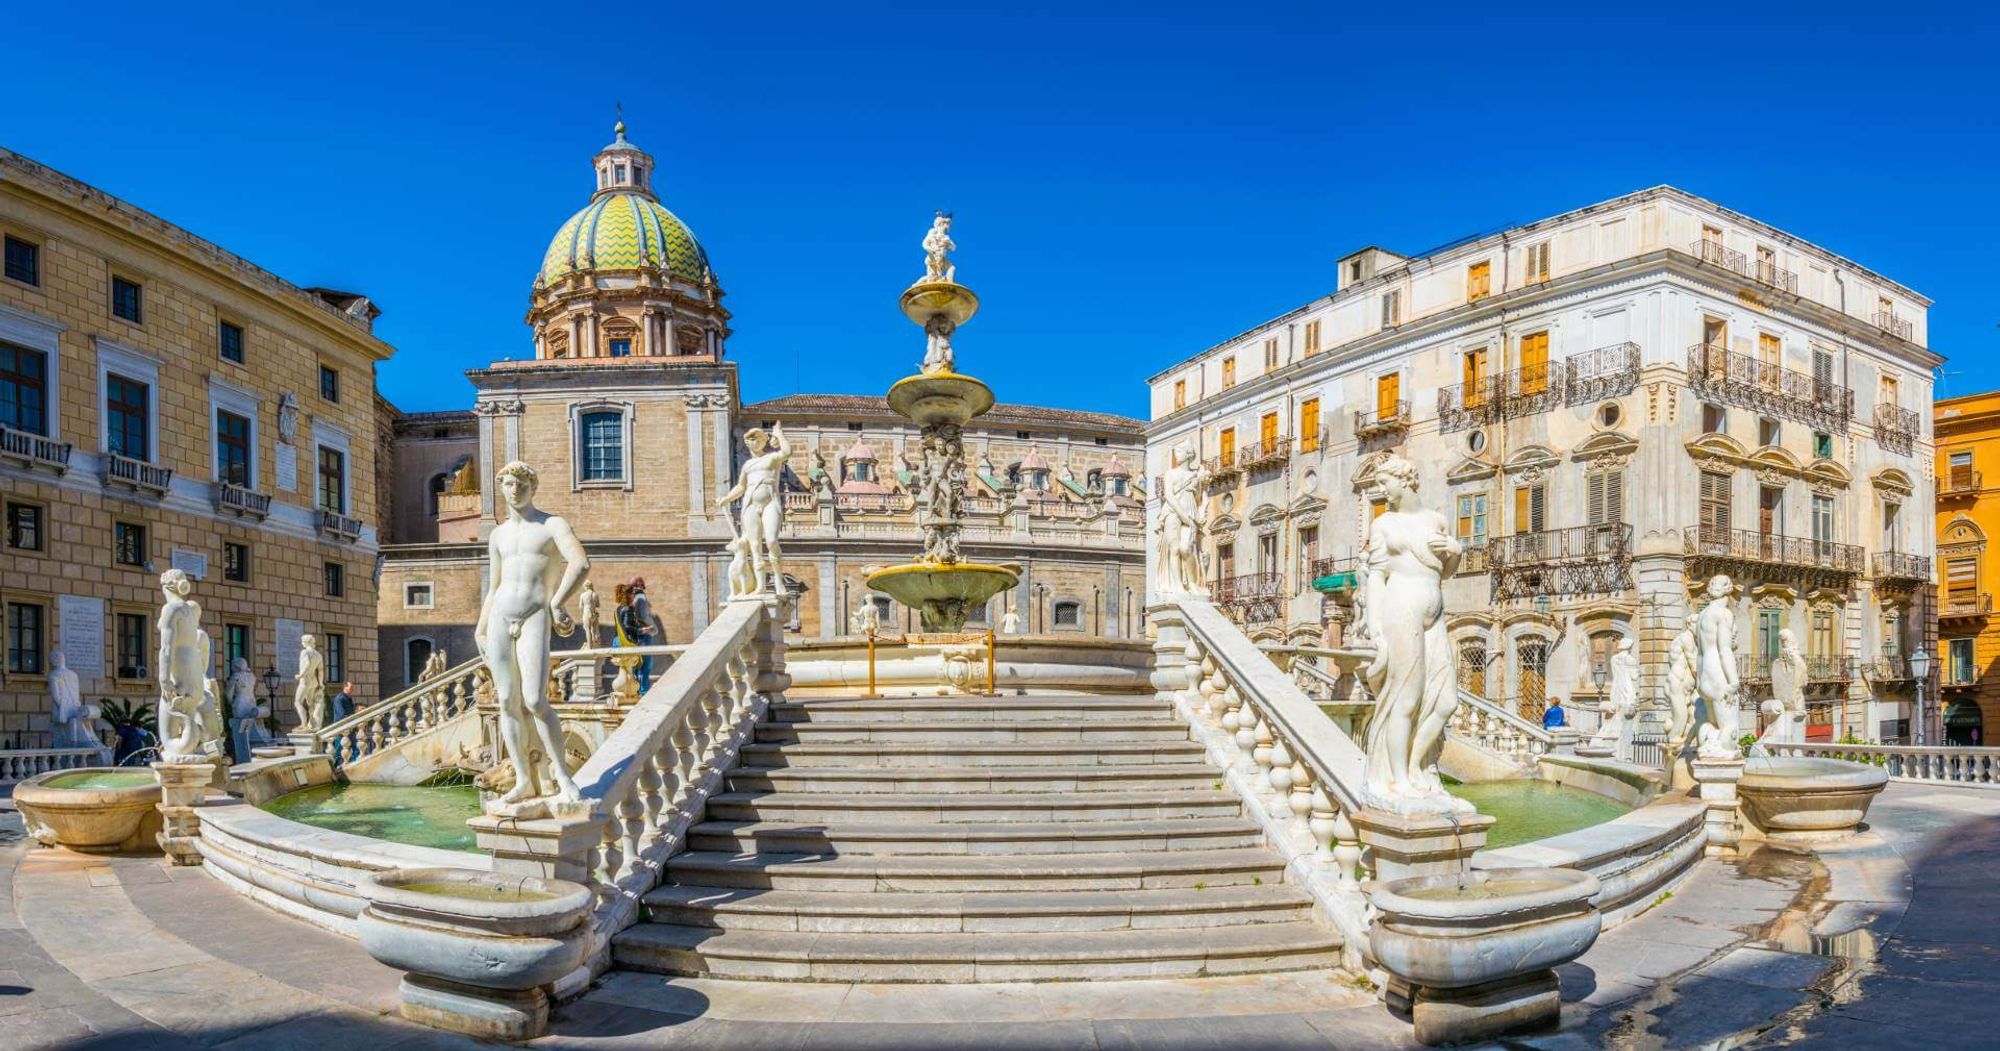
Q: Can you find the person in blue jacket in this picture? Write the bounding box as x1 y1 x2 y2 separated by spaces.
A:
1541 697 1568 730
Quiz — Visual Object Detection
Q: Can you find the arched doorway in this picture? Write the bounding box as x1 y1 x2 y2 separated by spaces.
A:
1945 701 1985 747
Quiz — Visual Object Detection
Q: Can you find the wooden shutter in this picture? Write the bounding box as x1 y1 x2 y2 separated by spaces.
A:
1520 332 1549 394
1948 557 1978 606
1759 332 1781 368
1587 469 1623 525
1377 373 1400 416
1260 412 1278 448
1300 399 1320 449
1514 484 1544 534
1218 427 1235 462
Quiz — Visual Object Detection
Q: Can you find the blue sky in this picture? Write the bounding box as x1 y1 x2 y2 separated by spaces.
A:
5 2 1995 417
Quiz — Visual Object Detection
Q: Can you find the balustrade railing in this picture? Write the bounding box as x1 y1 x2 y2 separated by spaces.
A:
0 424 73 474
1765 741 2000 786
1487 523 1630 565
1212 572 1284 607
0 747 104 783
1872 311 1914 341
316 508 364 541
1235 438 1291 470
1564 342 1641 405
1943 469 1982 497
1873 403 1921 454
1686 241 1799 294
103 452 172 495
1684 524 1863 576
1943 593 1993 618
1685 342 1853 431
782 492 816 511
213 482 273 519
835 492 906 512
1353 402 1409 440
1449 688 1553 767
1872 551 1932 583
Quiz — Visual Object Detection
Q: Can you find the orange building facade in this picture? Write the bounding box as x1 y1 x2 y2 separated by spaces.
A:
1934 389 2000 745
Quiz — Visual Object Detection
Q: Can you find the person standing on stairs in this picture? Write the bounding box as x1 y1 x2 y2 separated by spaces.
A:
616 583 654 693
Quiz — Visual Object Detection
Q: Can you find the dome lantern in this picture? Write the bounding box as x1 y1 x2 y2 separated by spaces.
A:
593 115 655 200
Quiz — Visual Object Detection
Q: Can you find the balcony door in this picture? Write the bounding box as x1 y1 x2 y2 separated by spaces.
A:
1811 494 1836 565
1759 486 1784 559
1463 348 1489 408
1218 427 1235 465
1699 471 1731 548
1376 373 1400 418
1756 609 1782 679
1947 556 1979 615
1519 332 1550 395
1259 412 1279 451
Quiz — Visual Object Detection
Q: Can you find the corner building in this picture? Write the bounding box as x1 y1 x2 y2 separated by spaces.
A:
1932 390 2000 745
378 126 1144 688
1147 186 1938 743
0 149 395 742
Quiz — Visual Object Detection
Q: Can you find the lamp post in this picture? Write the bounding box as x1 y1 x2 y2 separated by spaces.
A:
262 665 280 736
1909 647 1932 746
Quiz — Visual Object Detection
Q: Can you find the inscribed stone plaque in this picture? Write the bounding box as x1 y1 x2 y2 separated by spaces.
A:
57 595 106 680
170 547 208 580
275 618 305 678
275 443 298 492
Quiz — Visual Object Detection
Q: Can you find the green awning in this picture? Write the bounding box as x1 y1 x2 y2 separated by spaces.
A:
1311 571 1358 594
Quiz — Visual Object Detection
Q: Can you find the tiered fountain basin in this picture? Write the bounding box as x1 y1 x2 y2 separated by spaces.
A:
1446 779 1631 849
886 371 994 427
1738 755 1888 846
12 767 162 853
1370 867 1603 1045
357 867 592 1040
866 560 1020 634
195 781 493 937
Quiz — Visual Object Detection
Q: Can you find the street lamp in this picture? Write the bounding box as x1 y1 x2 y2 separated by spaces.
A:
1908 648 1932 746
262 665 281 735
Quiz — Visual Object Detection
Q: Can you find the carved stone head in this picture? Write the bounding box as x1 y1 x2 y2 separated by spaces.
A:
496 461 540 510
160 568 192 600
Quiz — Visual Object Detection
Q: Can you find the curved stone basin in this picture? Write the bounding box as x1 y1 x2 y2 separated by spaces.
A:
13 767 162 854
1739 755 1888 845
357 867 593 1040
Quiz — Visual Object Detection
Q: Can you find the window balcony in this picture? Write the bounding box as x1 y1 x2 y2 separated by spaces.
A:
1235 437 1291 472
1871 551 1932 585
1872 311 1914 341
102 453 172 497
1437 363 1561 432
1212 572 1284 623
1686 240 1797 295
1943 668 1982 690
1308 556 1360 596
1685 343 1854 431
1297 428 1328 455
0 424 73 475
1740 653 1855 685
1564 342 1641 406
1353 402 1409 442
1683 524 1863 586
315 508 364 543
1942 469 1981 498
1873 403 1920 455
1486 523 1632 601
1863 656 1916 684
212 482 272 521
1941 593 1992 621
1204 451 1241 481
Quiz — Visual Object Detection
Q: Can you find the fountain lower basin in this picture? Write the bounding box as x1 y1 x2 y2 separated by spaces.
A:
1369 866 1602 1045
12 767 162 853
259 782 484 853
357 866 593 1040
1738 755 1888 845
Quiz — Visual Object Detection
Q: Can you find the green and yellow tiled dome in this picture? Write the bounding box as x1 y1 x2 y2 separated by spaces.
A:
538 192 710 285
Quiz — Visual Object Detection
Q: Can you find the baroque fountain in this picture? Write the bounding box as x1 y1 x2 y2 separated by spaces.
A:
864 213 1021 631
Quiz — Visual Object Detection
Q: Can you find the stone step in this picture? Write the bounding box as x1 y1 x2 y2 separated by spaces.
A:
704 789 1246 824
754 720 1192 745
611 920 1342 982
768 697 1174 723
640 883 1316 933
684 817 1264 856
723 763 1225 796
734 740 1206 769
663 847 1289 893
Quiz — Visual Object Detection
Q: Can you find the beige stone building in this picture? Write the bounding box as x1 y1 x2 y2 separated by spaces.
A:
377 125 1144 689
0 148 396 743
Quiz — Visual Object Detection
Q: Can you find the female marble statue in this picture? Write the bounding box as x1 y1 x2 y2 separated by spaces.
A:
47 651 94 750
1757 628 1809 750
1692 574 1743 758
1591 637 1640 758
295 634 327 731
155 569 221 759
1000 604 1023 634
1356 455 1466 812
226 657 264 761
1664 625 1698 761
1153 441 1209 596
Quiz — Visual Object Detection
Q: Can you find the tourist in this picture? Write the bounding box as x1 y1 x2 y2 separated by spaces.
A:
629 577 657 691
615 584 653 693
1542 697 1568 730
330 681 357 723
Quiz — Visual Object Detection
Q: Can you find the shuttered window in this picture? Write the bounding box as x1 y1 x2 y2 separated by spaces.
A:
1520 332 1550 394
1218 427 1235 463
1259 412 1279 449
1377 373 1400 415
1221 358 1236 389
1586 468 1624 525
1463 347 1488 406
1299 398 1320 451
1467 261 1491 300
1948 557 1979 607
1758 332 1782 369
1173 380 1186 410
1525 242 1551 282
1700 471 1731 533
1513 484 1545 534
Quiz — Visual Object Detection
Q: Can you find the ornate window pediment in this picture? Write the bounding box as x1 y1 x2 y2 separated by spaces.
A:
1447 455 1498 484
1872 467 1916 497
1499 608 1562 633
1748 445 1804 475
1447 611 1496 634
1569 431 1639 464
1353 450 1393 492
1501 445 1561 482
1684 432 1749 467
1210 512 1243 537
1570 600 1637 629
1749 582 1797 607
1806 587 1846 610
1804 458 1850 492
1940 514 1985 549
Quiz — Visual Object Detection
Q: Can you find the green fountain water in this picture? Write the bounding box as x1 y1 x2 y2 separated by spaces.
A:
45 770 157 790
262 783 484 853
1446 780 1630 850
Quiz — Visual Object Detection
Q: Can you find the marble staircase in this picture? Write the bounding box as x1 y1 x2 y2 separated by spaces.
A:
610 693 1342 982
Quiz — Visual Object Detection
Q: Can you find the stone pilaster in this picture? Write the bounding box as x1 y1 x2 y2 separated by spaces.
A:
1349 808 1496 883
1689 757 1745 857
153 760 216 866
1631 530 1689 717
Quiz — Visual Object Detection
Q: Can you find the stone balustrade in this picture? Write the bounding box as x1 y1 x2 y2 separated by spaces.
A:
1764 741 2000 786
471 597 788 987
1449 689 1554 766
0 747 105 784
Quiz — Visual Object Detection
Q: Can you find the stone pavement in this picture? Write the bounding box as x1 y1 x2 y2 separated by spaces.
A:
1 782 1993 1050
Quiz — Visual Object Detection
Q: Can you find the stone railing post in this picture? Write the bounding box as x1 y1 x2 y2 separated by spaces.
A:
153 760 219 866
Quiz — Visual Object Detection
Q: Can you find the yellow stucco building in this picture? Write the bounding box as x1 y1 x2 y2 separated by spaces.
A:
1934 389 2000 745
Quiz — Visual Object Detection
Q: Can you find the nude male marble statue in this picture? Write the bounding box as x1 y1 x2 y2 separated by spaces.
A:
715 423 790 594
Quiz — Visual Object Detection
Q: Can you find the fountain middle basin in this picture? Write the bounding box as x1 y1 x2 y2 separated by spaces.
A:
1738 755 1888 845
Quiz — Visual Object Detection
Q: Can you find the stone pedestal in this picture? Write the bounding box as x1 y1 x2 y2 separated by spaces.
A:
1690 757 1746 857
1547 729 1580 756
287 731 319 757
469 813 609 884
399 975 549 1042
1350 807 1495 883
1402 969 1561 1046
1147 603 1189 703
152 760 215 866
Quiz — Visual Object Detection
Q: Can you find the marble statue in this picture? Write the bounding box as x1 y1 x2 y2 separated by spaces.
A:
1000 604 1023 634
47 651 97 751
1692 574 1743 759
921 212 956 284
226 657 267 761
577 581 602 647
916 427 965 563
155 569 222 760
476 462 589 811
724 530 759 600
1153 441 1211 596
922 314 956 375
809 449 837 499
1757 628 1810 751
715 423 789 594
1355 455 1467 814
295 634 326 730
851 601 881 635
420 647 449 683
1664 625 1698 762
1592 637 1640 759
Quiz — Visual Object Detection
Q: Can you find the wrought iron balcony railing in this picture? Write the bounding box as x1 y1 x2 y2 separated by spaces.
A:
315 508 364 542
1687 240 1798 294
1741 653 1855 685
102 453 172 496
1487 524 1632 601
1213 572 1284 606
1353 402 1410 441
0 424 73 474
1236 438 1291 471
1873 403 1920 455
1942 593 1993 619
212 482 272 520
1438 343 1638 432
1683 524 1864 577
1204 451 1240 479
1487 523 1631 566
1564 342 1641 405
1309 555 1359 582
1873 311 1914 341
1871 551 1932 584
1685 343 1854 431
1863 656 1915 683
1942 469 1981 497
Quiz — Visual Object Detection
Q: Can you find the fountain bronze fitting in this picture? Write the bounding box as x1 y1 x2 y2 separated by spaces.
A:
864 214 1020 633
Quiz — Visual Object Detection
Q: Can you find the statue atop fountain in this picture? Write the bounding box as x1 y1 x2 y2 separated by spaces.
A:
1692 574 1743 759
1583 637 1640 761
1753 628 1809 752
1153 440 1211 597
922 212 956 283
716 423 790 594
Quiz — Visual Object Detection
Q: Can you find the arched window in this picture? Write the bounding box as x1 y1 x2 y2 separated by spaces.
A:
405 638 433 687
852 461 874 483
1458 639 1488 697
1516 637 1549 719
1052 600 1082 628
580 411 624 482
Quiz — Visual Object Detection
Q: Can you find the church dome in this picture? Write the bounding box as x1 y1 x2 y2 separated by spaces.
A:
538 192 710 286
